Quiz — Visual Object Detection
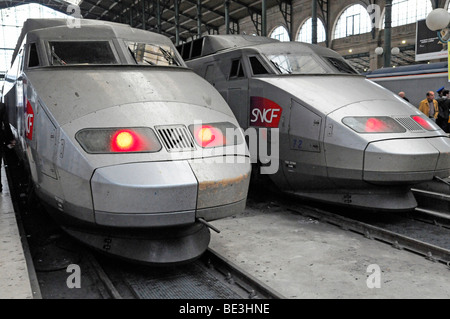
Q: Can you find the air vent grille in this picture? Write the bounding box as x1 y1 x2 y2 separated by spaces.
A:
156 125 196 152
394 117 424 132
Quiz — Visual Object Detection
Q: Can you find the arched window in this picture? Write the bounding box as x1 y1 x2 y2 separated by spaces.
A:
387 0 433 27
0 3 68 75
334 4 371 39
297 18 326 43
269 25 290 42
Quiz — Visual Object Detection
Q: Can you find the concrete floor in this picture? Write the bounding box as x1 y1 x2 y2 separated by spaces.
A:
0 164 33 299
209 198 450 299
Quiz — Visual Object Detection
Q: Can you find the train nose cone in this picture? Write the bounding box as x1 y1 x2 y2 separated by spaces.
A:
363 137 450 183
90 161 198 227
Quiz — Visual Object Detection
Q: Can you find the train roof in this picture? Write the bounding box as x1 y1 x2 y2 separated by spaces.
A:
177 34 342 61
365 62 448 77
11 18 173 66
177 35 279 60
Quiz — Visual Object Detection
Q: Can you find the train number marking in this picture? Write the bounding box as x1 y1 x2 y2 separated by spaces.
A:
292 139 303 150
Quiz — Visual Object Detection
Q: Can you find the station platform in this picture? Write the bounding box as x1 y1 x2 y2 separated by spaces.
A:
0 163 38 299
209 194 450 299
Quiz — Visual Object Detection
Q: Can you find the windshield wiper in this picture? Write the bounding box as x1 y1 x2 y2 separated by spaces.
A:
143 58 155 65
271 60 291 74
158 46 175 65
51 47 66 65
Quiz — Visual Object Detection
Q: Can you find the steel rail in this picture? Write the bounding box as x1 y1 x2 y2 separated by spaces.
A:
280 202 450 267
201 248 286 299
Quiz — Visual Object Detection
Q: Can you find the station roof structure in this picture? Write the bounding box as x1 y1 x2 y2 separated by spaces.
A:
0 0 279 43
0 1 434 71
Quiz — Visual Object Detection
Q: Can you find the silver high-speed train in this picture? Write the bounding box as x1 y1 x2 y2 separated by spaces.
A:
2 19 251 264
179 35 450 211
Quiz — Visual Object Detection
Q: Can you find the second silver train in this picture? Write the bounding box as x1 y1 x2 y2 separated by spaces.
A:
179 35 450 211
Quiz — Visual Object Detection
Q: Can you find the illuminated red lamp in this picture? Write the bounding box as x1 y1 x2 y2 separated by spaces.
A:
365 118 388 132
193 125 225 148
111 129 142 152
412 116 433 131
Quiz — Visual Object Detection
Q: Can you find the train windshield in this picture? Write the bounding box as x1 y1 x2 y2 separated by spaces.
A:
126 42 182 67
49 41 118 65
266 53 358 75
266 54 327 74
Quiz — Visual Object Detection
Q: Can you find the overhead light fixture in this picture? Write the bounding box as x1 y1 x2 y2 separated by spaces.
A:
375 47 384 55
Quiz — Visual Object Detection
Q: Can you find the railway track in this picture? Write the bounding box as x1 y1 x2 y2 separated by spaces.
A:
3 147 284 300
89 247 284 300
5 144 450 300
263 179 450 268
411 177 450 228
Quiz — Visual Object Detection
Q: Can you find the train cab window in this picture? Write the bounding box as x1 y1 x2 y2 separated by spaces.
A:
267 54 327 74
28 43 39 68
229 59 245 79
249 56 269 75
49 41 118 65
127 42 182 66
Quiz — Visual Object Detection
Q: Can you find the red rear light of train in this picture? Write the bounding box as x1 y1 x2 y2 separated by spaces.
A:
193 125 225 148
189 122 243 148
342 117 406 134
111 130 141 152
365 118 388 132
411 115 437 131
76 128 162 154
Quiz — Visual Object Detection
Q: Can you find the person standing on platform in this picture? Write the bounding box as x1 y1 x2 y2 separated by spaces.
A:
437 90 450 133
398 91 409 102
436 86 445 99
0 99 16 192
419 91 438 122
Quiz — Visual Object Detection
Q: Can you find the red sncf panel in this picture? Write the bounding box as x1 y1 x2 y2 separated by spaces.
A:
25 100 34 140
250 96 282 128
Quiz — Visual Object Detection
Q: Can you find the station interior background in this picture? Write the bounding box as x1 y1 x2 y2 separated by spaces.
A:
0 0 449 82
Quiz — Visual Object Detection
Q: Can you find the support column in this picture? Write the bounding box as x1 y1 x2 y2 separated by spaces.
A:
142 0 146 30
224 0 230 34
384 0 392 68
197 0 202 37
175 0 180 45
156 0 161 34
261 0 267 36
312 0 317 44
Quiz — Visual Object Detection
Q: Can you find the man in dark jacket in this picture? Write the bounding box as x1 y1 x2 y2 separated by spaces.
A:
437 90 450 133
0 100 15 192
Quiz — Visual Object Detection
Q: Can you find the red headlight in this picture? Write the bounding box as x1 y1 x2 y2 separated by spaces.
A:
411 115 437 131
193 125 224 148
342 117 406 133
189 122 243 148
76 128 161 153
111 130 142 152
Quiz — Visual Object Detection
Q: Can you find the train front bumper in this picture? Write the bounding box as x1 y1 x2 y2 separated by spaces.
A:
90 156 250 227
363 137 450 183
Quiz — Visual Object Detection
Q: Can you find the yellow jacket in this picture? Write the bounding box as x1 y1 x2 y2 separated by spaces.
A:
418 99 438 119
